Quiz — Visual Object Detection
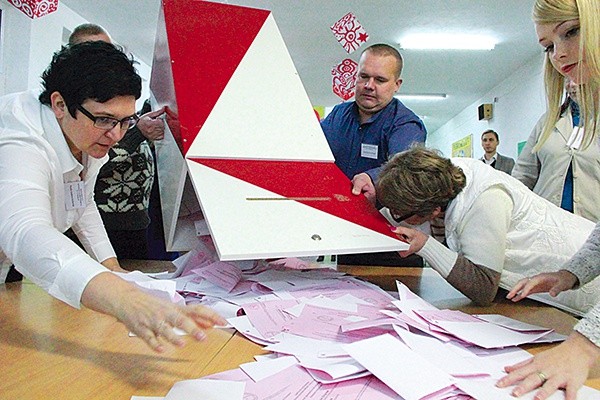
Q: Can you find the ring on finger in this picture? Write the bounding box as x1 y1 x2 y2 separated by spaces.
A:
537 371 548 385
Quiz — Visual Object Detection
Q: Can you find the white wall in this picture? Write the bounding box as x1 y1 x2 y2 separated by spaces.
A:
427 54 547 160
0 0 150 106
0 1 33 95
27 3 88 91
0 0 87 94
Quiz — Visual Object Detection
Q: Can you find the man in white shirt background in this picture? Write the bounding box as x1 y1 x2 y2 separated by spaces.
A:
480 129 515 174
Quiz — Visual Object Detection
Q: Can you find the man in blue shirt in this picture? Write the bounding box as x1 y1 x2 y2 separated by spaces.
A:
321 43 426 205
321 44 426 267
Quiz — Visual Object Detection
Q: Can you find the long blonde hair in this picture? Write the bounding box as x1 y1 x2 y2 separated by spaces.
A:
533 0 600 151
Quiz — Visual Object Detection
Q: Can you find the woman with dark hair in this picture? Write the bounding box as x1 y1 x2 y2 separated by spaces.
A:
0 42 225 353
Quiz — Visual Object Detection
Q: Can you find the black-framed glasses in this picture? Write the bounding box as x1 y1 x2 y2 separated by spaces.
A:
390 211 415 224
77 105 139 132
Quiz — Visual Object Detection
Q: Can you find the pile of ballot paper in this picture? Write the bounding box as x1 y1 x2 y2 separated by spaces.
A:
126 239 599 400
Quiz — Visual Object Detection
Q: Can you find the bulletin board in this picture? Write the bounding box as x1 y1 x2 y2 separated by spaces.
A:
451 134 473 158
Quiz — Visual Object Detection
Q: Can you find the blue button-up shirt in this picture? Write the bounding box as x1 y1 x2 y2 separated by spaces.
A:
321 98 426 181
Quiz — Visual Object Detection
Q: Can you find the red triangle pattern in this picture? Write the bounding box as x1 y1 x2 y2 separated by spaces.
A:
188 157 397 239
162 0 270 155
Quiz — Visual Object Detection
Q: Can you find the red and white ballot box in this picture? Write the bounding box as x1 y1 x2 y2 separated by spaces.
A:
150 0 405 260
8 0 58 19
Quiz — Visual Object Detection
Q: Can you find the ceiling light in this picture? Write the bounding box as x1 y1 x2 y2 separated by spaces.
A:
395 94 447 101
399 34 496 50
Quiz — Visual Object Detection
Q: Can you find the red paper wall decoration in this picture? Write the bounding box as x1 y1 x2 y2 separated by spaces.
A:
8 0 58 19
330 12 369 54
332 58 358 101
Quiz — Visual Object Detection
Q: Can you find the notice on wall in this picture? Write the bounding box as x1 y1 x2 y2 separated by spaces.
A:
452 134 473 158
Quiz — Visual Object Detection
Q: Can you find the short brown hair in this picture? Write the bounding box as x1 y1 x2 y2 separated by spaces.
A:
376 147 466 218
69 23 109 45
362 43 404 79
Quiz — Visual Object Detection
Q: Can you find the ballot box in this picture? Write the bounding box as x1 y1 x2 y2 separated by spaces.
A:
150 0 405 260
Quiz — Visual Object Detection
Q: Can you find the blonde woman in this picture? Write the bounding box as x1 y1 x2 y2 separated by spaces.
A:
496 0 600 399
512 79 600 222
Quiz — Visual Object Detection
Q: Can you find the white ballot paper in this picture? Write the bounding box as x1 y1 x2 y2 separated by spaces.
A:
343 333 454 400
163 378 245 400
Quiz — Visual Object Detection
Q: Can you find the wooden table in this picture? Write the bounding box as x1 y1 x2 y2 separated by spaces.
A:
1 263 598 399
0 281 239 399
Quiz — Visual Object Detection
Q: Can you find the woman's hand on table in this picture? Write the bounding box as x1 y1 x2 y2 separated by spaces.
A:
506 270 578 302
496 331 600 400
81 272 227 352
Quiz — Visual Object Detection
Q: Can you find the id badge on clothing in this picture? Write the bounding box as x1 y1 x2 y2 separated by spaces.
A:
566 126 584 150
361 143 378 159
64 181 86 210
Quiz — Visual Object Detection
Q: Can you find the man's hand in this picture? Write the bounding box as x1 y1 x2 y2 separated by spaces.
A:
351 173 376 205
137 106 166 141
